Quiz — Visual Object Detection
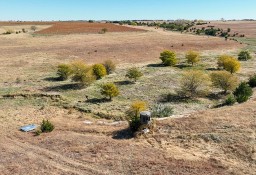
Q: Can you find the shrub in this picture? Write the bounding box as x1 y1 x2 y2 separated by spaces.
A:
103 60 116 74
159 50 177 66
151 104 173 118
3 29 14 35
217 55 232 69
100 83 119 101
101 28 108 33
225 94 236 106
92 64 107 79
233 82 253 103
57 64 73 80
217 55 240 74
210 71 239 93
185 50 200 66
71 61 96 86
248 74 256 87
126 67 143 82
177 70 211 98
238 50 252 61
41 120 54 133
126 101 147 132
31 26 37 31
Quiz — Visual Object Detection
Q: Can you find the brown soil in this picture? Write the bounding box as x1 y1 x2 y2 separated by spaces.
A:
36 22 146 34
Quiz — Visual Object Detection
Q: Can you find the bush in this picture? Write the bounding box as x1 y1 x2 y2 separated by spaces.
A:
103 60 116 74
92 64 107 79
57 64 73 80
177 70 211 98
71 61 96 86
185 50 200 66
3 29 14 35
217 55 240 74
126 101 147 132
238 50 252 61
41 120 54 133
233 82 253 103
31 26 37 31
210 71 239 93
248 74 256 87
217 55 232 68
151 104 173 118
225 94 236 105
100 83 119 100
159 50 177 66
126 67 143 82
101 28 108 33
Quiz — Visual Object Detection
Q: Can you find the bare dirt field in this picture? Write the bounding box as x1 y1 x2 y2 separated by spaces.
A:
0 22 255 174
36 22 146 34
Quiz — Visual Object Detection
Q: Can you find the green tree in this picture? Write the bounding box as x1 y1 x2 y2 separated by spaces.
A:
238 50 252 61
126 67 143 82
159 50 177 66
233 82 253 103
100 83 119 101
210 71 239 93
57 64 73 80
185 50 200 66
177 70 211 98
92 64 107 79
103 60 116 74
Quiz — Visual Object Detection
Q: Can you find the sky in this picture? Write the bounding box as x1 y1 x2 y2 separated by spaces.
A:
0 0 255 21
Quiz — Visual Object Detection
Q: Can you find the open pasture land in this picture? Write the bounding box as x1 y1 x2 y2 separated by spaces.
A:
0 21 256 174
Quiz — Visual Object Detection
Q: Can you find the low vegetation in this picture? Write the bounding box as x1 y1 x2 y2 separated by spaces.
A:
159 50 177 66
210 71 238 93
233 82 253 103
40 119 55 133
103 60 116 74
177 70 211 98
125 67 143 82
100 83 119 101
217 55 241 74
57 64 73 80
248 74 256 87
238 50 252 61
126 101 147 132
185 50 200 66
151 104 173 118
92 64 107 79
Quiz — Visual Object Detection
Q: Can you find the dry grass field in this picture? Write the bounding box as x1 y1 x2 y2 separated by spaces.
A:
0 21 255 174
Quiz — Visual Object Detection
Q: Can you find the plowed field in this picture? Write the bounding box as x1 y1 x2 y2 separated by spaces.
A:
36 22 146 34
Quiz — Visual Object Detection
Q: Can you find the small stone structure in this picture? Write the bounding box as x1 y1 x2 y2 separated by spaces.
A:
140 111 151 125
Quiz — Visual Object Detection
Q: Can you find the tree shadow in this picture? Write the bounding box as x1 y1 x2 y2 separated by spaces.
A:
158 93 198 103
43 77 61 82
112 128 133 140
114 80 133 85
175 64 192 69
147 63 165 67
205 67 219 71
86 98 110 104
206 92 226 100
43 83 82 92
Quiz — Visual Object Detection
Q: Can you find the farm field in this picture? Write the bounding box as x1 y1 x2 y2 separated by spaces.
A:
0 21 256 174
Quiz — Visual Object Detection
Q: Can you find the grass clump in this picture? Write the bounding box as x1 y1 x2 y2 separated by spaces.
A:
151 104 173 118
248 74 256 88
